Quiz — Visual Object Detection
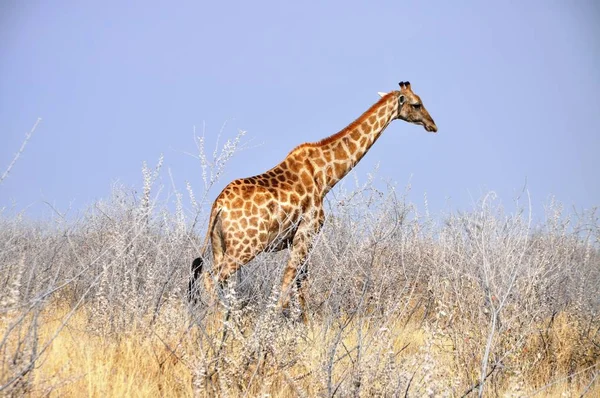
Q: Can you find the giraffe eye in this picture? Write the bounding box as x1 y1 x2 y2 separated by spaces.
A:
412 104 422 110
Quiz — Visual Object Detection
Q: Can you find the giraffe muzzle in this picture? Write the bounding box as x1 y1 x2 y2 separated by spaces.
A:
425 123 438 133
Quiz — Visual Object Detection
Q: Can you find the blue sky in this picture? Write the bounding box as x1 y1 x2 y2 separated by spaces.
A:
1 1 598 220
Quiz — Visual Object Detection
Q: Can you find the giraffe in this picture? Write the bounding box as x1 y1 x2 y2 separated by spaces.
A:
189 82 437 320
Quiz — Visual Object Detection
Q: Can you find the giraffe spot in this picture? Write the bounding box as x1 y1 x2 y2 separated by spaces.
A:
254 193 266 205
378 107 386 117
249 216 259 226
259 232 268 242
240 218 248 228
323 151 332 163
325 167 333 178
368 115 377 124
347 140 357 153
258 218 271 233
301 196 312 209
289 161 300 173
239 246 252 257
244 201 252 212
314 157 325 167
247 229 257 238
232 197 243 209
334 144 348 161
315 169 325 182
361 121 370 132
296 183 306 196
226 219 239 230
289 193 300 206
251 203 259 215
335 162 346 178
277 174 286 183
350 129 361 141
243 238 250 245
360 137 368 147
301 171 312 186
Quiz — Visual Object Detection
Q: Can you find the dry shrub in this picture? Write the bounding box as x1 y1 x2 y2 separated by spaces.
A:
1 129 599 396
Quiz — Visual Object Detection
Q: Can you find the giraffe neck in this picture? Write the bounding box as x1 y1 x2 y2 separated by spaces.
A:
311 93 399 194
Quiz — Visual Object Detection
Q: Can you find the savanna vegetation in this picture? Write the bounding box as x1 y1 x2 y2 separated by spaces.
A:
1 127 599 397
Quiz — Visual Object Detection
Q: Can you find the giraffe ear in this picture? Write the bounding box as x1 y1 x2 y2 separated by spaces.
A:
377 92 387 98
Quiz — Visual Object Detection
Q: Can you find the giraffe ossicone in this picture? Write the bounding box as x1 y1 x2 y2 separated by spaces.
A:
189 82 437 322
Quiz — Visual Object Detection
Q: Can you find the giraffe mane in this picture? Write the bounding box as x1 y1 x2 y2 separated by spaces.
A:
295 91 399 150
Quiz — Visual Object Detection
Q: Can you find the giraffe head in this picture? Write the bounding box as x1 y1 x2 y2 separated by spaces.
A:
380 82 438 133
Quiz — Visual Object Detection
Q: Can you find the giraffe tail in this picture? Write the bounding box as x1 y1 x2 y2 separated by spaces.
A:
188 205 221 304
188 257 204 303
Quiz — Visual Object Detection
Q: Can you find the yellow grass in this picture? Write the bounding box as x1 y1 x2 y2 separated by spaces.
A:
1 302 598 397
19 306 192 397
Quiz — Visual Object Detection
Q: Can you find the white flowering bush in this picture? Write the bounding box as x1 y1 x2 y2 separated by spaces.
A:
1 125 598 396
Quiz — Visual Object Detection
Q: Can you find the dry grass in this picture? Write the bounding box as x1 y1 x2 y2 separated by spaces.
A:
2 301 598 397
1 131 599 396
28 304 191 397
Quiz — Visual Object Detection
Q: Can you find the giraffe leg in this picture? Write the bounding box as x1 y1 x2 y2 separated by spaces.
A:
216 258 245 284
279 243 308 312
279 213 323 321
202 221 227 304
206 251 254 305
203 269 217 303
295 263 309 324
